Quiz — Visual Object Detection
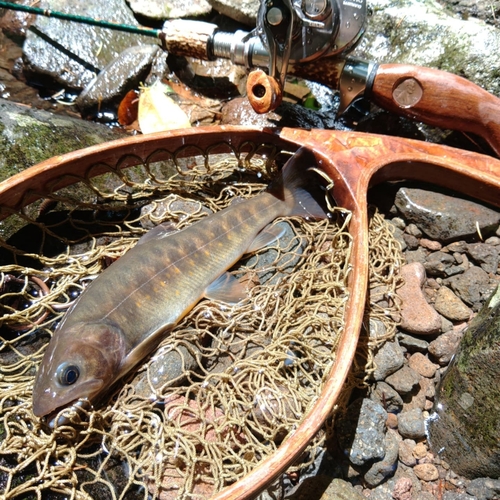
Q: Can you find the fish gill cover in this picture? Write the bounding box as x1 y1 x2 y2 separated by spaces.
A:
0 143 402 499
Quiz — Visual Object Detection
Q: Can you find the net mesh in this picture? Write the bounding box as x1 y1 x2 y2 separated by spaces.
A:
0 142 402 499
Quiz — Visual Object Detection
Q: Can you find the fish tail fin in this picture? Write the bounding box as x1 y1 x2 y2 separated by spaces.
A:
269 147 327 219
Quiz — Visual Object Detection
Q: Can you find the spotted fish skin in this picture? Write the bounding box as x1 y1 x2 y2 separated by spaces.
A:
32 148 326 423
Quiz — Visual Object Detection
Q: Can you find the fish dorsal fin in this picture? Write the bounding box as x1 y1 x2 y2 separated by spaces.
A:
137 222 178 245
245 224 286 254
205 272 247 304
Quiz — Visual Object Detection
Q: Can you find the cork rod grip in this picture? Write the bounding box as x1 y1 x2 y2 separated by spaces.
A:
370 64 500 157
161 20 217 60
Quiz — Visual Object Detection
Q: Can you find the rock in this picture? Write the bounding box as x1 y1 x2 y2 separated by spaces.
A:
394 188 500 243
221 96 340 129
127 0 212 19
434 286 472 322
398 408 426 439
372 339 405 381
399 439 417 467
205 0 258 25
369 318 388 341
428 285 500 478
403 233 420 250
486 236 500 246
22 0 155 91
443 493 477 500
242 221 305 285
389 222 407 250
397 333 430 353
397 263 442 335
385 365 421 396
406 224 423 238
408 353 438 378
336 398 387 466
446 265 494 311
76 44 160 119
364 430 400 487
413 463 439 482
0 100 124 181
466 477 500 500
412 442 428 460
370 381 404 413
132 344 200 399
413 492 439 500
420 238 442 251
386 413 398 429
404 247 428 267
359 0 500 96
466 243 499 274
441 315 455 333
392 476 413 500
320 478 365 500
424 251 456 277
428 330 463 365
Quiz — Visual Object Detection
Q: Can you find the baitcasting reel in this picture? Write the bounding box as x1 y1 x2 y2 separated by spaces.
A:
161 0 367 113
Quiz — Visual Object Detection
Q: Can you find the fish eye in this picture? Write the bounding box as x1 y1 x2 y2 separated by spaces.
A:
57 363 80 386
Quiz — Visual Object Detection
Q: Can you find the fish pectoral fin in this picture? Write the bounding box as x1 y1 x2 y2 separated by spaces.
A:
205 273 247 304
245 224 286 254
137 222 178 245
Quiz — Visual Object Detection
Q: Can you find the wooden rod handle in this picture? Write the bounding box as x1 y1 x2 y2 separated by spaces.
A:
370 64 500 157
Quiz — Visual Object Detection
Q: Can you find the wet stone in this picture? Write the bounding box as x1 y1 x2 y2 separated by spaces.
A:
127 0 212 19
364 430 400 487
336 398 387 466
398 408 426 440
372 339 405 381
385 365 421 396
466 243 499 274
205 0 258 25
76 44 160 119
394 187 500 243
370 381 404 413
22 0 155 91
397 263 442 335
133 344 200 398
434 286 472 322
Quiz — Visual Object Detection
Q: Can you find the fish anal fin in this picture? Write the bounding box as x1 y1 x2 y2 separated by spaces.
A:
137 222 178 245
205 273 247 304
246 224 286 254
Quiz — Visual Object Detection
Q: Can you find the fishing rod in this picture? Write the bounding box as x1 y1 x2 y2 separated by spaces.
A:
0 1 160 37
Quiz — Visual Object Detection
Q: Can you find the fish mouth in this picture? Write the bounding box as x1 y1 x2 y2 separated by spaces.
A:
43 399 93 429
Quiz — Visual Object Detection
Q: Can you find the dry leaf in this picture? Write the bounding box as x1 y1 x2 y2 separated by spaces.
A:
138 81 191 134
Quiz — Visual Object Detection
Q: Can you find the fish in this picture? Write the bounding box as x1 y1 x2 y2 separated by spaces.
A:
32 147 326 426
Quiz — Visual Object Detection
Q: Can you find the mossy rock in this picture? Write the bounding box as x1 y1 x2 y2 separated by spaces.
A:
428 284 500 478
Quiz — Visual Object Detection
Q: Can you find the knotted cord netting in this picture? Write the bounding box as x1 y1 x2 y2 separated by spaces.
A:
0 143 402 499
